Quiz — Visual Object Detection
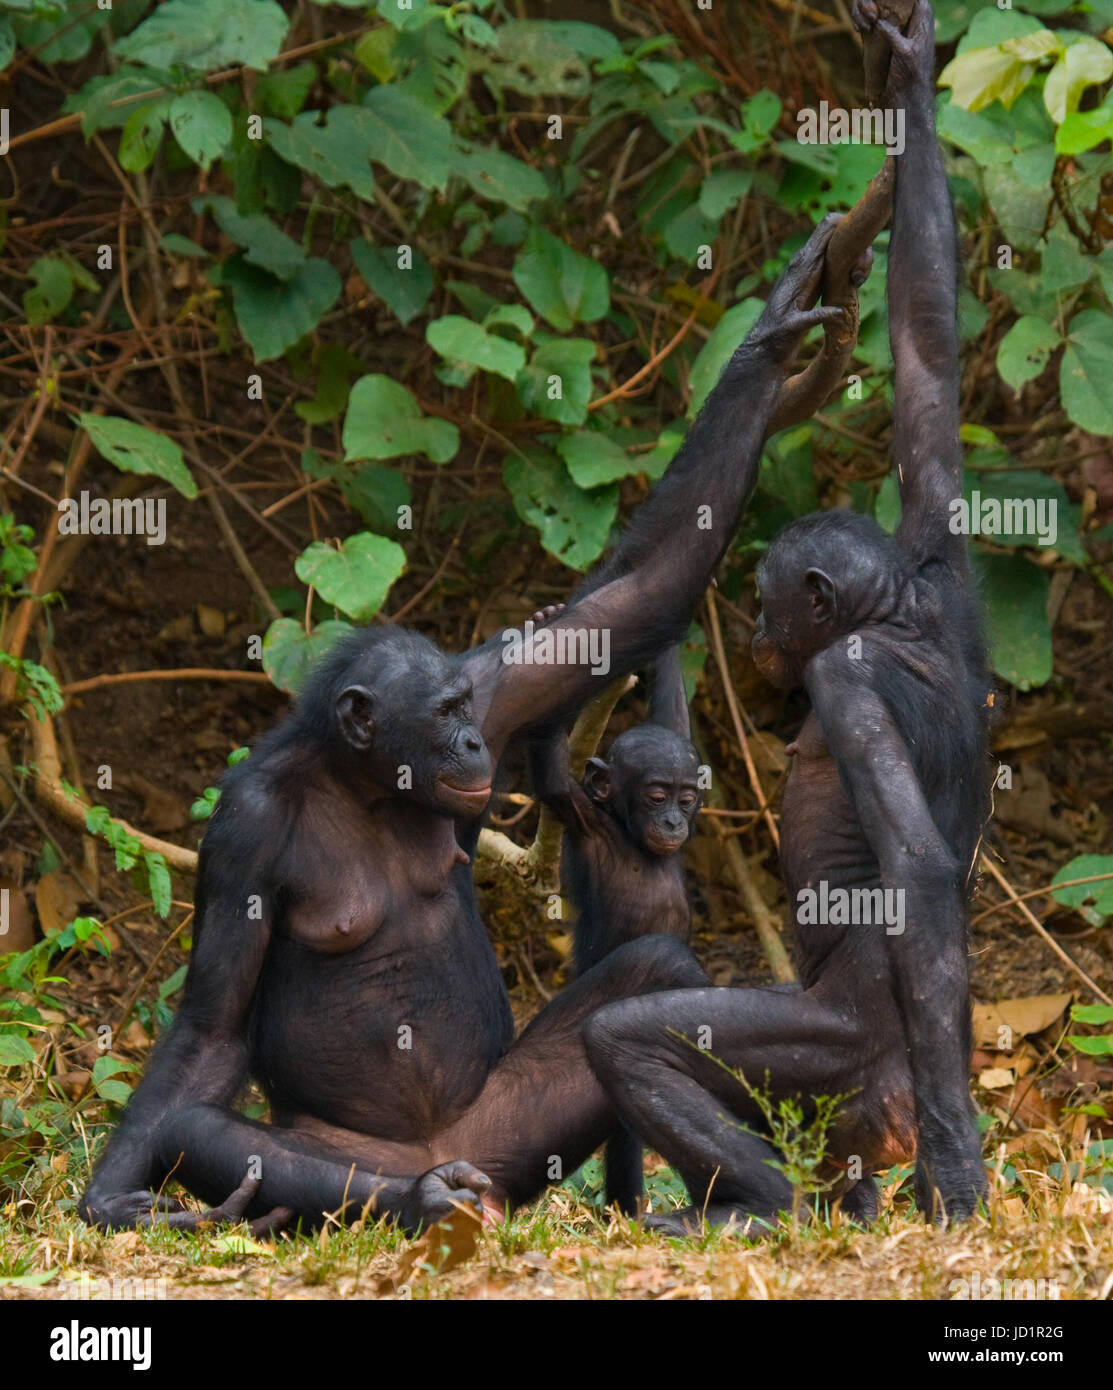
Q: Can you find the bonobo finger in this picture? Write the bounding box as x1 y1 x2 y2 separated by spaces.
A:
850 0 878 32
249 1205 295 1238
438 1159 492 1192
850 247 875 288
875 17 913 57
800 305 849 331
200 1173 261 1224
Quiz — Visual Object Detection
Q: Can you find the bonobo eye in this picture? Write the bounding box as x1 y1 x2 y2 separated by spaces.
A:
679 793 697 809
646 788 667 804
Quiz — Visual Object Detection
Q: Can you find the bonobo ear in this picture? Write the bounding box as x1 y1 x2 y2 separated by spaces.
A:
336 685 375 750
804 567 837 624
583 757 612 803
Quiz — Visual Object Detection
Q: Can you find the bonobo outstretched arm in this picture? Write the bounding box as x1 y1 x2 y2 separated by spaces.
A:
805 648 986 1219
646 645 690 740
874 0 967 577
467 220 849 755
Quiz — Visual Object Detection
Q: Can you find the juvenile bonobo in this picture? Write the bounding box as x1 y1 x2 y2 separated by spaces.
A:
79 214 849 1237
530 643 701 1212
585 0 992 1235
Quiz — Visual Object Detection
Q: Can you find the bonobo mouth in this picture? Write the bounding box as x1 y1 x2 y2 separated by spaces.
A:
436 776 493 810
645 833 687 857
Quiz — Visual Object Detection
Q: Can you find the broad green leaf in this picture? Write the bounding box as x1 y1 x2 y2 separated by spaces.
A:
160 233 209 259
1043 36 1113 124
256 63 316 120
350 240 433 326
698 170 753 220
556 431 640 487
484 304 533 339
546 20 621 62
263 108 376 202
221 256 341 362
23 257 75 325
338 464 412 534
118 96 172 173
973 552 1052 689
663 202 718 261
961 467 1084 563
64 69 170 138
503 446 618 571
194 195 304 279
295 534 407 621
939 47 1036 112
343 374 459 464
999 30 1062 64
996 316 1061 392
77 414 197 499
480 18 592 98
1051 854 1113 921
936 101 1015 165
452 146 549 212
115 0 289 73
512 228 609 332
358 86 451 191
1042 228 1094 294
983 166 1048 250
426 315 526 383
516 338 596 425
262 618 352 694
0 18 15 72
687 298 764 415
168 90 232 170
0 1033 35 1067
1060 309 1113 435
294 343 360 425
1056 98 1113 155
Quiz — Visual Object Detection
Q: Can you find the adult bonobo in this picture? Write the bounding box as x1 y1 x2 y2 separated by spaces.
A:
530 643 701 1212
585 0 992 1234
79 219 847 1236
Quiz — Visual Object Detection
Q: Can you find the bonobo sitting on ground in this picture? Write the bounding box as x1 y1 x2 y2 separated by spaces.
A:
79 216 850 1237
584 0 993 1234
530 642 701 1213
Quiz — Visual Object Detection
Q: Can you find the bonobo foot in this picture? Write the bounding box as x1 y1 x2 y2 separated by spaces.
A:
644 1203 780 1238
80 1175 294 1237
401 1161 493 1236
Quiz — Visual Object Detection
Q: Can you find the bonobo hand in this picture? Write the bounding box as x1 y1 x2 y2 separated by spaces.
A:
80 1175 293 1237
402 1160 492 1235
745 214 849 369
529 603 566 626
852 0 936 102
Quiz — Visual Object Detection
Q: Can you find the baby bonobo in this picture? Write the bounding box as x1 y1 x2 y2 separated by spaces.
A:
530 639 701 1212
584 0 992 1235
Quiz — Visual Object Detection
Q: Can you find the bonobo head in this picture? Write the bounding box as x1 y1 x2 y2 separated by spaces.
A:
301 626 493 818
583 725 702 857
751 509 908 690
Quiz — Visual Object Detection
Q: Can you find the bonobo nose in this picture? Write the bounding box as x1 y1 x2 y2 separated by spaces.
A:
465 733 481 751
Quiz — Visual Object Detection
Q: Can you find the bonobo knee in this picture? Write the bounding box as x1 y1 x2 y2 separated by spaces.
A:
582 997 644 1080
607 933 706 990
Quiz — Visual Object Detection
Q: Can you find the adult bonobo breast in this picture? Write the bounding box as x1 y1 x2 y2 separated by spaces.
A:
584 0 993 1235
530 644 702 1212
78 208 847 1238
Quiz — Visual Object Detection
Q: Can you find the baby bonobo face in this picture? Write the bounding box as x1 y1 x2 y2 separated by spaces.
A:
586 726 702 858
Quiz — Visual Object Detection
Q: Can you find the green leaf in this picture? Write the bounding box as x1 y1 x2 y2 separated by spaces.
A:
338 464 411 533
0 1033 35 1067
262 618 352 694
145 852 171 919
350 240 433 326
295 534 407 621
1042 228 1094 294
160 233 209 259
973 552 1052 689
982 166 1048 251
115 0 289 74
295 343 359 425
343 374 458 465
221 255 341 363
503 446 618 571
687 298 764 415
939 45 1038 112
512 228 609 332
358 85 452 191
263 108 376 202
556 431 641 487
996 316 1061 392
1061 309 1113 435
1073 1003 1113 1025
65 68 171 138
451 145 550 213
480 18 592 98
698 170 754 220
159 964 188 1000
92 1055 138 1084
1043 36 1113 124
77 414 197 499
1051 854 1113 920
1056 98 1113 155
118 97 172 173
256 63 316 120
95 1078 134 1104
516 338 596 425
168 90 232 170
23 257 75 326
1068 1035 1113 1056
0 18 15 72
194 195 304 280
426 315 526 383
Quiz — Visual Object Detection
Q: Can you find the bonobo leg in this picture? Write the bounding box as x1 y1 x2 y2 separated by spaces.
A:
436 935 708 1212
153 1107 491 1236
583 985 865 1234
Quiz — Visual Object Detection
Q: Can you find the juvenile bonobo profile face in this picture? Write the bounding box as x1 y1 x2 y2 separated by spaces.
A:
584 725 702 856
751 510 904 690
332 630 492 817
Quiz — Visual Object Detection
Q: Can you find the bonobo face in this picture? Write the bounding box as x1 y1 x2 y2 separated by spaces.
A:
585 727 702 858
335 643 493 818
